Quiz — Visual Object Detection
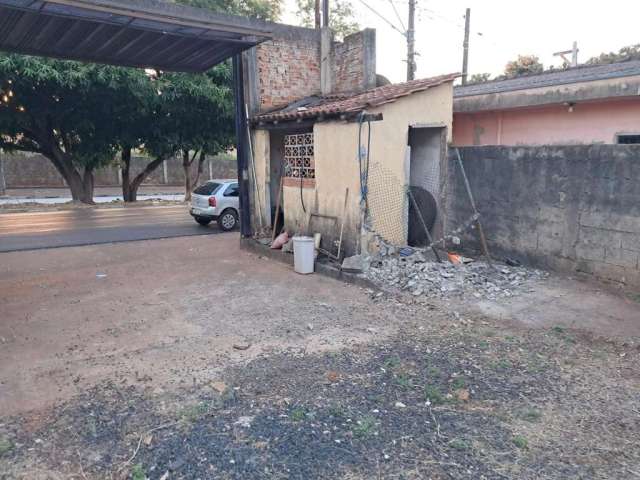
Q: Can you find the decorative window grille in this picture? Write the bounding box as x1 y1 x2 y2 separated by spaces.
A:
284 133 315 179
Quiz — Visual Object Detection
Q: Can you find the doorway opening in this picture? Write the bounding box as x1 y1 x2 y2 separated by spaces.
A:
267 127 312 235
407 126 445 247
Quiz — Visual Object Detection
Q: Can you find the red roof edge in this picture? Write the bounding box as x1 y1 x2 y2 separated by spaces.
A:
253 72 460 124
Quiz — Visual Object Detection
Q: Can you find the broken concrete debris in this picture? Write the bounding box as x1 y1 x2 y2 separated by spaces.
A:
366 250 547 301
341 254 368 274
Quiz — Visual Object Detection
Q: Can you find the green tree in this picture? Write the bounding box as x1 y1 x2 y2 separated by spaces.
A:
0 55 122 203
468 73 491 84
504 55 544 78
148 66 235 201
587 44 640 65
112 66 235 203
171 0 282 21
296 0 359 39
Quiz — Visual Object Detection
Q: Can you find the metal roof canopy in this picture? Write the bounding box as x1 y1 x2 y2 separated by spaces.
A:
0 0 272 72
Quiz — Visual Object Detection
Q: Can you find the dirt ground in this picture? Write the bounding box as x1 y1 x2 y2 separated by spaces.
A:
0 235 638 479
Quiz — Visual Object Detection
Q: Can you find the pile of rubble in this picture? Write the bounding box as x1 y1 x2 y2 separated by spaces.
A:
366 251 548 301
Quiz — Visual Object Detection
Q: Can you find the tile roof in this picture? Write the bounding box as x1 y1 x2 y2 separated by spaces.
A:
254 73 459 123
455 60 640 97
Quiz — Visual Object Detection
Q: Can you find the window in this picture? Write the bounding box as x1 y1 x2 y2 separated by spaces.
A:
617 134 640 144
224 183 239 197
193 182 221 195
284 133 315 187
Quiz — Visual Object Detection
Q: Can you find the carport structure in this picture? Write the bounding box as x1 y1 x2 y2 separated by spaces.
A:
0 0 270 234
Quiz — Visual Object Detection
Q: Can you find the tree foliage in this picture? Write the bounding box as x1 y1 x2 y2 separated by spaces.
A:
0 54 235 203
504 55 544 78
171 0 282 21
0 56 134 202
0 0 277 203
587 44 640 65
296 0 359 39
468 73 492 84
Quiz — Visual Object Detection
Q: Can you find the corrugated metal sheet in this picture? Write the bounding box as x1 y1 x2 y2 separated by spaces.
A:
0 0 272 72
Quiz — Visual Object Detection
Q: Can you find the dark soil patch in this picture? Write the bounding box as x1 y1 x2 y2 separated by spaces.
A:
2 322 638 480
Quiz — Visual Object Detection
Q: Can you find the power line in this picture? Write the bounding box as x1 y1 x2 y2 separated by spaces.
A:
387 0 406 32
357 0 406 37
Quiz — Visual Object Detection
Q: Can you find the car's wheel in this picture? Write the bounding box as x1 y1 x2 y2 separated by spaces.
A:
218 209 238 231
195 216 211 226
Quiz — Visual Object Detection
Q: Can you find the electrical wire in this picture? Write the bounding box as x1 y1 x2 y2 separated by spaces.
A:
387 0 406 32
357 112 372 212
357 0 406 37
299 162 306 214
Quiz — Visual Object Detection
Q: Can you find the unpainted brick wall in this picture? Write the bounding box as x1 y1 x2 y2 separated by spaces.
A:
255 31 321 111
445 145 640 289
253 25 375 111
333 30 368 93
1 151 237 188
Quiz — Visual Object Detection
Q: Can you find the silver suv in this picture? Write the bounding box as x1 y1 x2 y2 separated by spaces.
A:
190 179 240 231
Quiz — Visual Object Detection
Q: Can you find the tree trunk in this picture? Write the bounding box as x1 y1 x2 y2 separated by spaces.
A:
82 168 95 204
45 145 94 204
183 150 193 202
130 155 165 201
193 150 206 189
0 155 6 196
121 147 134 202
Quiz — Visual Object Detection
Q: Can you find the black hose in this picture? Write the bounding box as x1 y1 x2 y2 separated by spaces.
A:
358 112 372 212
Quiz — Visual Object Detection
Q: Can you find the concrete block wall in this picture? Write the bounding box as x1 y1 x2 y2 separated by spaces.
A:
0 151 237 188
445 145 640 289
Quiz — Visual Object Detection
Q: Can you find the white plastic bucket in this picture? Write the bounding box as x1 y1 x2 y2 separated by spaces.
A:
293 236 315 274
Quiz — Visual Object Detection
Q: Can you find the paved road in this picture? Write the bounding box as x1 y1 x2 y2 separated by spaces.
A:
0 205 223 252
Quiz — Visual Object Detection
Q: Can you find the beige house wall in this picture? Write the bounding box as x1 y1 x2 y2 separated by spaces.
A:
251 81 454 253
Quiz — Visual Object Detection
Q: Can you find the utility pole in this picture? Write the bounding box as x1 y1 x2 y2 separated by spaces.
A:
406 0 416 81
461 8 470 85
323 0 329 27
315 0 321 29
553 41 579 67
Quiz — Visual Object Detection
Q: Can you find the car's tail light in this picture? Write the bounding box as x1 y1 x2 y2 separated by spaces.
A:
208 196 217 207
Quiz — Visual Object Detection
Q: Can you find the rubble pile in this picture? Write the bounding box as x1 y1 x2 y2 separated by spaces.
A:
366 251 548 301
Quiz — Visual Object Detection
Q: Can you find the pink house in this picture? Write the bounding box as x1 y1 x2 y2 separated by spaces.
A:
453 61 640 146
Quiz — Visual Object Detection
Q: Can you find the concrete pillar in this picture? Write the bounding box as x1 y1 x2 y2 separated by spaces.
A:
362 28 377 90
320 27 333 95
163 159 169 184
0 152 6 196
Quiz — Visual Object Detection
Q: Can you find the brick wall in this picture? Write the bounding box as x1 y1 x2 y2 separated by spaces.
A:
445 145 640 289
248 24 376 113
254 26 321 111
333 29 376 93
1 151 237 188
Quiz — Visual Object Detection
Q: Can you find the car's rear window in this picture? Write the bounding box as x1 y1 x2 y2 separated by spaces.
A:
193 182 221 195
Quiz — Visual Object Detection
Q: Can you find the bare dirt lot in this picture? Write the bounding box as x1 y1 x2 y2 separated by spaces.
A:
0 235 638 479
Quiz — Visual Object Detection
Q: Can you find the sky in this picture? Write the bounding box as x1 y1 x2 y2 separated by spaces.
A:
280 0 640 83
